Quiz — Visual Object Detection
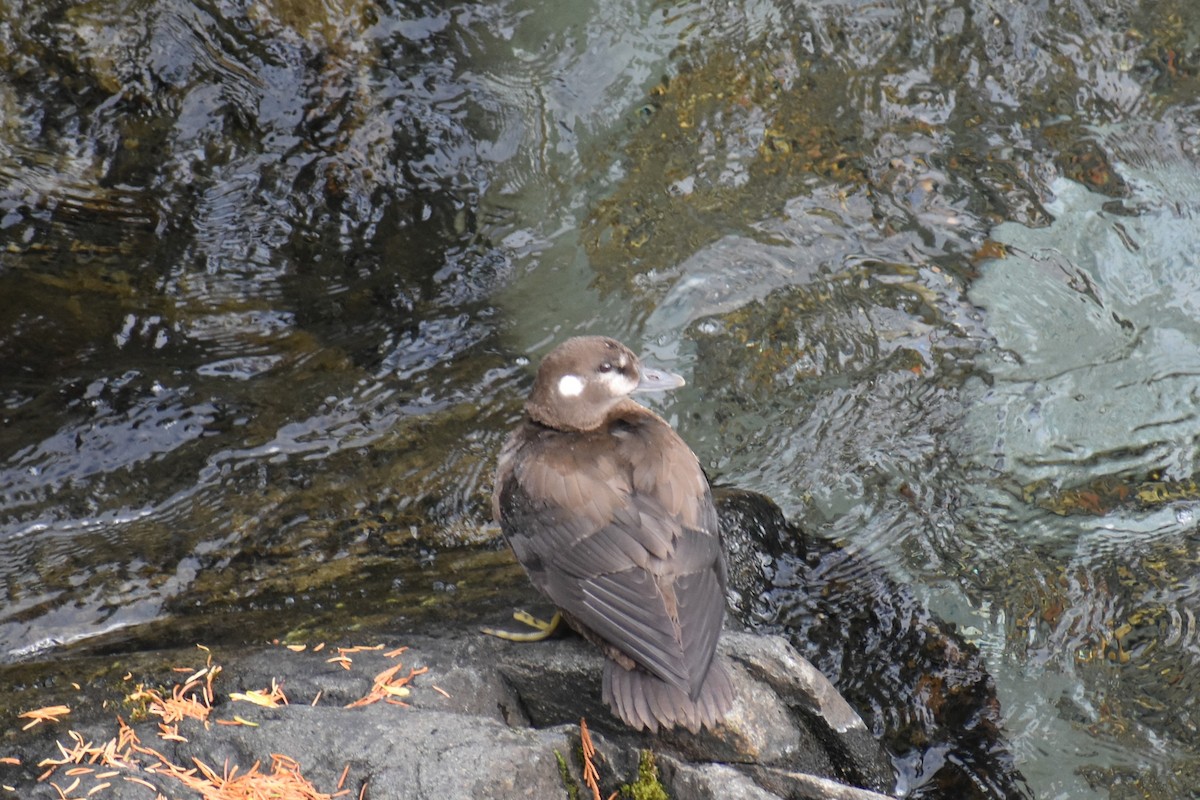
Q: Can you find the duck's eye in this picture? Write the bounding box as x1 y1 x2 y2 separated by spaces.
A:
597 362 614 373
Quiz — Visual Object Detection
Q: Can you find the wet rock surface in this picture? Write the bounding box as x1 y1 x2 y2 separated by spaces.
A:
6 630 894 800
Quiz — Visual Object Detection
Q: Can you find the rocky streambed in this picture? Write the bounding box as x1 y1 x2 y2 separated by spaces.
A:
2 491 1030 799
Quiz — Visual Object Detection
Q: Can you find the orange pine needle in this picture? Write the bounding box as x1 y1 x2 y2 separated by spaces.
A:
230 679 288 708
50 776 79 799
346 664 427 708
127 685 211 726
121 776 156 791
27 650 343 800
157 724 187 742
19 705 71 730
579 718 602 800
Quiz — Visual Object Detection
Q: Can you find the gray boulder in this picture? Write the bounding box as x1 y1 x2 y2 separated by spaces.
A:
10 628 894 800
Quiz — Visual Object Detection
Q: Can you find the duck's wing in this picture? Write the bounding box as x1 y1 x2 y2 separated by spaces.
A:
494 418 725 697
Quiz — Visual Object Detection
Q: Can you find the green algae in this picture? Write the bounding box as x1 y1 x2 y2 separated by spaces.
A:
555 749 582 800
620 750 668 800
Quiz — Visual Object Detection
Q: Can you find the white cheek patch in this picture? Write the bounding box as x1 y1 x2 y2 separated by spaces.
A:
557 374 585 397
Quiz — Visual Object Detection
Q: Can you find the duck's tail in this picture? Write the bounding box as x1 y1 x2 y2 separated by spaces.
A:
602 655 733 733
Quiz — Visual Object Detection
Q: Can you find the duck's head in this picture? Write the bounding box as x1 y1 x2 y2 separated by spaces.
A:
525 336 685 431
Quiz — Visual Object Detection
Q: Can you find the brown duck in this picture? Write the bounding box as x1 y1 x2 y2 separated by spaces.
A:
491 336 732 732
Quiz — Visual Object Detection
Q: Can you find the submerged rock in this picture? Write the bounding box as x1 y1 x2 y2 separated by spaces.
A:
716 488 1033 799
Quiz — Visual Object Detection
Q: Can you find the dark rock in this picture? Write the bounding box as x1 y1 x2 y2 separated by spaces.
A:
716 487 1033 799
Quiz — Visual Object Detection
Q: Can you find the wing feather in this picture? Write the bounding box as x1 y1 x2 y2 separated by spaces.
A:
578 570 688 687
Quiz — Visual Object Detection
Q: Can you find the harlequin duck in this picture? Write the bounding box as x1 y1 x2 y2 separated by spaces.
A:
491 336 732 732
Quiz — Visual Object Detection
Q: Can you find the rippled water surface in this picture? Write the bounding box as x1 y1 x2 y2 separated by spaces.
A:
3 0 1200 797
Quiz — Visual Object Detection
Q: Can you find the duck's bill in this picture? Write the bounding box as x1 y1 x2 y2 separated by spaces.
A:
635 367 686 392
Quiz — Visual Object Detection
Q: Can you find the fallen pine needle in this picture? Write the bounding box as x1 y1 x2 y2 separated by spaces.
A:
384 647 407 659
50 776 79 798
157 724 187 742
122 776 156 790
27 652 345 800
19 706 71 730
580 718 602 800
230 679 288 708
346 664 428 708
127 683 211 727
431 685 451 699
311 690 323 707
0 758 19 766
213 716 260 727
338 645 384 654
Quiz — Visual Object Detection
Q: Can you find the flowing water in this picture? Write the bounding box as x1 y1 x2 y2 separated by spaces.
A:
2 0 1200 797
